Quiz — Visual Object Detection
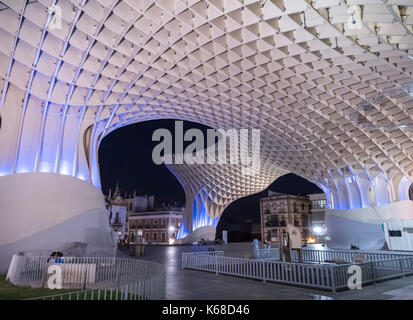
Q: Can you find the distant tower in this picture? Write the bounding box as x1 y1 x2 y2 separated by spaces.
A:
108 180 128 242
114 180 120 197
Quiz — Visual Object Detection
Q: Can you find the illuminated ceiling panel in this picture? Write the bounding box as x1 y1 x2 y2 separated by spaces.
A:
0 0 413 220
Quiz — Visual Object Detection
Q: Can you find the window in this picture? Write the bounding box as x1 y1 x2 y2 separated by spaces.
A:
303 229 309 239
153 232 158 240
161 219 166 228
145 232 149 239
302 215 309 227
294 217 299 227
313 199 327 210
161 232 166 241
389 230 402 237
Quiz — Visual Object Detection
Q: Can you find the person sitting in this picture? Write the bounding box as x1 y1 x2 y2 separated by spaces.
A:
47 251 57 262
54 252 64 263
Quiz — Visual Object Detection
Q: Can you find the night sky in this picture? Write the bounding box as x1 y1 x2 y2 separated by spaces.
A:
99 119 322 230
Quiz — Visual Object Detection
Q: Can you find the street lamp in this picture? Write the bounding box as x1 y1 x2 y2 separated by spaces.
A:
312 225 325 244
312 226 323 235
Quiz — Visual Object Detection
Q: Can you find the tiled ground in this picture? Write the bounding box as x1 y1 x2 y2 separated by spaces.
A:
122 243 413 300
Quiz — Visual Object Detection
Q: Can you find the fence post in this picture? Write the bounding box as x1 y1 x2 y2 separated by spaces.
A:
115 263 120 287
371 261 376 284
83 264 89 290
399 258 405 277
262 261 266 283
330 266 336 293
42 258 48 288
215 254 218 275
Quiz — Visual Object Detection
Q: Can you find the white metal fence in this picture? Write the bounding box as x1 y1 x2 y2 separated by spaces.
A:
254 248 413 263
254 248 279 260
182 251 413 292
332 257 413 290
25 287 150 300
8 253 166 300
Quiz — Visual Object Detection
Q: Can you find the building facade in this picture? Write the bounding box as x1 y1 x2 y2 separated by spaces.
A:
309 193 327 243
105 182 184 245
260 192 312 244
128 211 183 245
107 183 128 243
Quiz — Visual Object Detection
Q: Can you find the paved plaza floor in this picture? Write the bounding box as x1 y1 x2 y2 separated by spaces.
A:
123 243 413 300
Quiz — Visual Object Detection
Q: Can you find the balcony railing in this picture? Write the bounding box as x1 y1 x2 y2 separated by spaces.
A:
264 209 287 214
264 221 286 227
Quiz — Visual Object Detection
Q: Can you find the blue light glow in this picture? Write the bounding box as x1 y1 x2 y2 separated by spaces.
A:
0 171 9 177
318 173 397 210
192 193 219 230
176 219 189 240
59 161 72 176
398 176 412 201
77 173 88 181
176 191 219 240
372 173 391 206
16 167 30 174
39 161 52 173
317 183 332 209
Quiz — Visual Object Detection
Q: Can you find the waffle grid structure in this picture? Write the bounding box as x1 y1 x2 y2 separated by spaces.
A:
0 0 413 238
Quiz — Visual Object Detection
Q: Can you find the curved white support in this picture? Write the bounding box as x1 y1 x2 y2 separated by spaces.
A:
326 200 413 250
174 226 216 245
0 173 114 271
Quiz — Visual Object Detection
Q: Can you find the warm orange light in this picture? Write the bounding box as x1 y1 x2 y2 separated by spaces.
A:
307 238 316 243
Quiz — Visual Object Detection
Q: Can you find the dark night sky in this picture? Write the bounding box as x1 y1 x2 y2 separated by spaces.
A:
99 119 322 230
